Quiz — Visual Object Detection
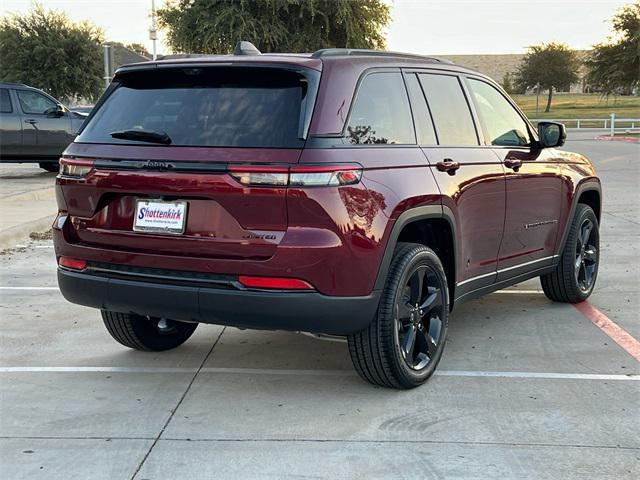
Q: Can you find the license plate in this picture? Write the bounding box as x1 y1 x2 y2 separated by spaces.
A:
133 200 187 235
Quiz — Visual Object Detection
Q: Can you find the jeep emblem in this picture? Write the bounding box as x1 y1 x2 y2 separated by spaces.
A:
142 160 172 170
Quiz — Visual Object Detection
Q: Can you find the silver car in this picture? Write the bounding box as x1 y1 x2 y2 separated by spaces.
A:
0 82 88 172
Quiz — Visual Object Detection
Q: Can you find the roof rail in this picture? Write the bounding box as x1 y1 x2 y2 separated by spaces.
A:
233 41 261 56
0 81 28 87
311 48 452 64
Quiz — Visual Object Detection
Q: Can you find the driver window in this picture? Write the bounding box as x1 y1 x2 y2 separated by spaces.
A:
467 78 531 147
17 90 57 115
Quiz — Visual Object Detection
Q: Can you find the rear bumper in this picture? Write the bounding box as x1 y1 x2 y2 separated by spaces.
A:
58 268 380 335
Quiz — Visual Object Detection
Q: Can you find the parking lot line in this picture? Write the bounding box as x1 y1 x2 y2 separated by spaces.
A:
0 366 636 381
435 370 638 381
574 301 640 362
0 287 58 290
0 366 197 373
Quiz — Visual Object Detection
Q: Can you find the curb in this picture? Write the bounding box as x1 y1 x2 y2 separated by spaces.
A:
0 215 55 250
594 135 640 144
0 186 55 203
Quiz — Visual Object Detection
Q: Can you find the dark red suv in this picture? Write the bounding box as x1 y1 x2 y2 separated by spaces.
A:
54 43 601 389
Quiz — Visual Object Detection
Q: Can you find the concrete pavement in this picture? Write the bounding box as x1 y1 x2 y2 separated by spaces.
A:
0 163 56 198
0 139 638 479
0 164 57 250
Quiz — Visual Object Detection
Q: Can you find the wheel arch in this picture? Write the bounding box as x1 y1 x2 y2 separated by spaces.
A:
374 205 457 308
577 189 601 223
556 180 602 257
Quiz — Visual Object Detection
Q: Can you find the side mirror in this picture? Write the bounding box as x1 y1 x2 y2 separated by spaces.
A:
45 104 65 118
537 121 566 148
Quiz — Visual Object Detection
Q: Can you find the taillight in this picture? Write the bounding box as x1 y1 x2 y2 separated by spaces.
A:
238 275 313 290
59 158 94 178
58 256 87 270
228 165 289 187
289 165 362 187
228 164 362 187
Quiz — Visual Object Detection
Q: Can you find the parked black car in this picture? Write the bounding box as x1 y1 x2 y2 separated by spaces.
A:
0 82 86 172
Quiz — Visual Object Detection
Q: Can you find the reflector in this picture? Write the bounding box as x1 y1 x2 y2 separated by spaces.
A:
239 275 313 290
58 257 87 270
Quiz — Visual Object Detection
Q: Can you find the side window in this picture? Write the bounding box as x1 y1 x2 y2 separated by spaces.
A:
17 90 57 115
0 89 12 113
346 72 415 145
467 78 531 147
404 74 437 145
418 73 478 145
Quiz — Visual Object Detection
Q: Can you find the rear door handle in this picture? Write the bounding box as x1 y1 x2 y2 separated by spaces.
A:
436 159 460 175
504 158 523 171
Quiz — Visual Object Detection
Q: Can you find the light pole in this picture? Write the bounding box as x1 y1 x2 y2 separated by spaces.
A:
103 43 112 88
150 0 157 60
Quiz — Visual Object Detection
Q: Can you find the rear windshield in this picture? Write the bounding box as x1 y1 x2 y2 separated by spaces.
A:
77 66 316 148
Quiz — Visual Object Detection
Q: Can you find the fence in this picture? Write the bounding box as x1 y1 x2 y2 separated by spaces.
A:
530 114 640 135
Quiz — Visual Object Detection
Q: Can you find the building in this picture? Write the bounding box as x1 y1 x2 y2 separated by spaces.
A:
438 51 590 93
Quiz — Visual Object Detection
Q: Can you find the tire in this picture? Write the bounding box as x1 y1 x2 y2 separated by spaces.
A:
347 242 449 389
39 162 59 173
540 204 599 303
101 310 198 351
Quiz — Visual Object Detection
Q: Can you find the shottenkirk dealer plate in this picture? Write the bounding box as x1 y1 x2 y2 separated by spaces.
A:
133 199 187 235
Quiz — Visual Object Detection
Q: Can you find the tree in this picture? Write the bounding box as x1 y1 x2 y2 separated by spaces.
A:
0 5 103 101
108 42 151 59
586 3 640 95
157 0 390 54
125 42 151 58
515 43 580 112
501 72 515 94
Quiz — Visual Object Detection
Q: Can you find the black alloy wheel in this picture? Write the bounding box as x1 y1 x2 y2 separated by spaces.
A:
348 243 449 389
541 204 600 303
574 217 598 293
396 265 445 371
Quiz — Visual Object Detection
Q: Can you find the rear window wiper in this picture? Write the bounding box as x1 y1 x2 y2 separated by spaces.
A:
110 129 172 145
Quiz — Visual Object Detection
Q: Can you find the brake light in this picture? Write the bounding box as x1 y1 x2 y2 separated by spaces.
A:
290 165 362 187
239 275 313 290
58 256 87 270
59 158 94 178
228 164 362 187
228 165 289 186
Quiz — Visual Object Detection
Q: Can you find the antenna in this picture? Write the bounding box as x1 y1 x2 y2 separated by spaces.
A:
233 41 262 56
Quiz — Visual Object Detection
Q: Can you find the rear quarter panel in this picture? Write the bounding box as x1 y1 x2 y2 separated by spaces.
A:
296 147 441 295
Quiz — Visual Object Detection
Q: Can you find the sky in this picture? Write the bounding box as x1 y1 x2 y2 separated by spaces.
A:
0 0 631 56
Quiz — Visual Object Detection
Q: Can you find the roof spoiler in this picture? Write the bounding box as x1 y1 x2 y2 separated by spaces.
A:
233 41 261 56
